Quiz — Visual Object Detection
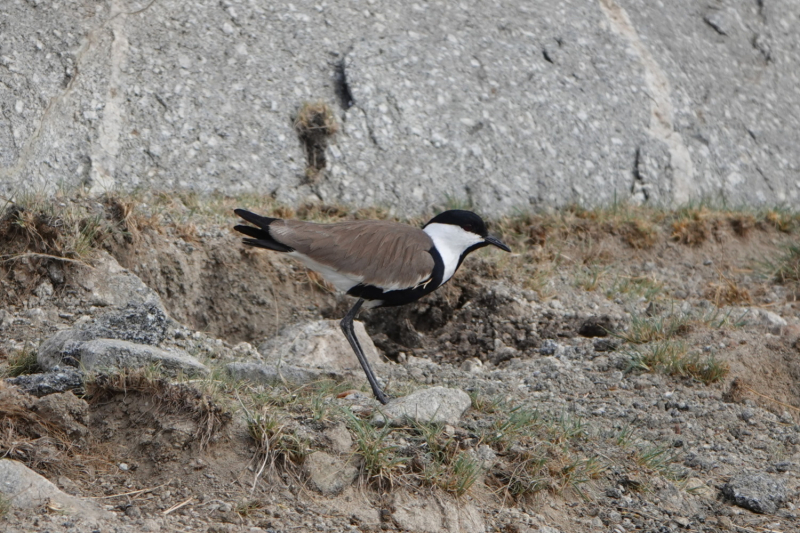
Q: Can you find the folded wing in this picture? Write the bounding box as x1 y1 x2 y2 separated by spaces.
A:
271 219 435 291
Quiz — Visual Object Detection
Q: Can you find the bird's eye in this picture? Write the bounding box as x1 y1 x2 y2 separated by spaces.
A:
463 224 474 232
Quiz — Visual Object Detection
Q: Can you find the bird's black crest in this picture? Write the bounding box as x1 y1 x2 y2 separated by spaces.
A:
423 210 488 237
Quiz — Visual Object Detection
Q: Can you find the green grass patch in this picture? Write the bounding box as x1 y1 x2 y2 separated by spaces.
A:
627 340 728 384
617 310 693 344
346 411 407 488
635 443 684 481
762 244 800 285
2 345 40 378
606 274 664 302
473 403 603 501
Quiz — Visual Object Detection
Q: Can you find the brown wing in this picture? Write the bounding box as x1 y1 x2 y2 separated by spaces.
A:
269 219 435 289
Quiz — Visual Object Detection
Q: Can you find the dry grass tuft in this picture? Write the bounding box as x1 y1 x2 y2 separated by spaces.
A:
762 209 798 233
705 271 752 306
729 213 756 237
670 207 710 246
765 245 800 285
293 101 339 180
620 219 658 249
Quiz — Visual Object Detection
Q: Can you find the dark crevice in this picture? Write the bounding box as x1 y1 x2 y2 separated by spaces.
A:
752 34 772 63
754 164 776 194
334 59 354 110
542 48 554 64
756 0 767 23
632 147 650 201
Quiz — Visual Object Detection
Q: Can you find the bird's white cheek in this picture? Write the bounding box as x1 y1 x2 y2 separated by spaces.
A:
423 223 484 282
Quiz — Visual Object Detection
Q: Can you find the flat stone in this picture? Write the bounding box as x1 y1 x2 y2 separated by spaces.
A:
85 300 171 346
756 309 787 335
76 339 209 377
684 477 714 498
392 492 484 533
373 386 471 426
5 366 84 397
225 362 332 386
79 252 164 309
323 422 353 454
302 451 358 496
722 472 787 514
0 459 109 518
258 320 381 378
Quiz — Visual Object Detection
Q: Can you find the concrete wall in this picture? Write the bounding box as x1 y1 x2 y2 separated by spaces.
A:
1 0 798 213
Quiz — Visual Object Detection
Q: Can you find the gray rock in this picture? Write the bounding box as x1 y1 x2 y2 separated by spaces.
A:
721 472 787 514
302 451 358 496
469 444 498 470
5 366 84 397
37 328 96 369
225 362 333 386
373 386 471 426
38 301 171 370
322 422 353 455
78 252 164 309
76 339 209 377
86 301 171 345
3 1 798 212
258 320 381 378
756 309 788 335
0 459 109 518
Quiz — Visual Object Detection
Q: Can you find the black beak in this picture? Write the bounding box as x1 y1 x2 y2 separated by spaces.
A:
484 234 511 252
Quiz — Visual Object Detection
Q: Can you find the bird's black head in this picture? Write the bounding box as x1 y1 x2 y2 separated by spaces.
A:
424 210 488 236
424 210 510 252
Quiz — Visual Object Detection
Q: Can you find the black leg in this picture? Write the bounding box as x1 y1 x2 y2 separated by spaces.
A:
340 298 389 404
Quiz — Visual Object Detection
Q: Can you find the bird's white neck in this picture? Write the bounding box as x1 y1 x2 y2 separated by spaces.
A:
423 223 484 283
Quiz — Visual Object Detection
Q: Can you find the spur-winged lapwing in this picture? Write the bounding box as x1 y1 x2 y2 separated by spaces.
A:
234 209 510 404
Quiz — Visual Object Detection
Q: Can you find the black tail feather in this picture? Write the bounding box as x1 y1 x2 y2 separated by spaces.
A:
234 224 270 240
233 210 293 252
234 209 277 229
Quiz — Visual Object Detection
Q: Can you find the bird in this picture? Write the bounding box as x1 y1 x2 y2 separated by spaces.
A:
233 208 510 404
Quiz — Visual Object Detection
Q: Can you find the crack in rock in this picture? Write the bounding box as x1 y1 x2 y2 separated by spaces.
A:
89 0 130 194
0 0 150 191
598 0 694 205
